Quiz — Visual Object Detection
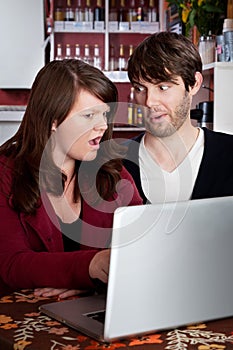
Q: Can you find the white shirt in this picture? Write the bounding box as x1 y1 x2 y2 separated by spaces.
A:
139 128 204 204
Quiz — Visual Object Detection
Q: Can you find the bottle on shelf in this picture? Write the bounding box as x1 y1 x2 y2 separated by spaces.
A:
129 44 134 57
127 87 136 125
136 107 144 126
65 43 72 58
65 0 75 21
75 0 84 22
84 0 93 22
109 0 118 21
54 1 64 21
118 44 127 71
93 44 102 70
126 44 134 69
74 44 81 60
148 0 157 22
118 0 128 23
55 43 63 60
137 0 147 22
127 0 137 25
94 0 105 22
83 44 92 65
109 44 116 71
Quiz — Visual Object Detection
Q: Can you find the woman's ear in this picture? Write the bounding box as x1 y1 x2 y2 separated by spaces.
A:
51 120 57 132
190 72 203 96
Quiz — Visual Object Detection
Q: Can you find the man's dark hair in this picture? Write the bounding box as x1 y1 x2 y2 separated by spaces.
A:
128 31 202 91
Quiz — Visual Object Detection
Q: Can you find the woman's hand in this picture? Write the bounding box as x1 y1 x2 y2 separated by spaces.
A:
89 249 110 284
34 288 89 299
34 249 110 299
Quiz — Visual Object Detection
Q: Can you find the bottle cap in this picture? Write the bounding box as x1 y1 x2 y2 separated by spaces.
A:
223 18 233 32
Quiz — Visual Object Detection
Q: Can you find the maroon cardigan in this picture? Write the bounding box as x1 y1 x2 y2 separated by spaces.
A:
0 156 142 296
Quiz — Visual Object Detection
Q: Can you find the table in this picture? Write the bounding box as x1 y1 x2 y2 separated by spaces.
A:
1 289 233 350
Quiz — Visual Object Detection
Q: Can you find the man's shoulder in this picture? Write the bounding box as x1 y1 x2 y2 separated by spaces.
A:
203 127 233 144
124 132 145 148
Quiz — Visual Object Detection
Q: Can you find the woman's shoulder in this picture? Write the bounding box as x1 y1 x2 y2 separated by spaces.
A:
120 165 134 180
119 166 143 205
0 155 14 193
0 154 14 176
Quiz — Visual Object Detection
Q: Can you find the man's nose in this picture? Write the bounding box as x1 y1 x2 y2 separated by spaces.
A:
145 88 160 108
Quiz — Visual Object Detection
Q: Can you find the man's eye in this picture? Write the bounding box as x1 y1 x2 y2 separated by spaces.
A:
160 85 169 91
134 85 146 93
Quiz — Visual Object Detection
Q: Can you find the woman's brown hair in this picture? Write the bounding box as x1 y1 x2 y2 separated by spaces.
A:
0 59 123 214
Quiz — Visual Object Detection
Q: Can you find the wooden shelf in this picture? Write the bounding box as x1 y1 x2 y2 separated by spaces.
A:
104 71 129 82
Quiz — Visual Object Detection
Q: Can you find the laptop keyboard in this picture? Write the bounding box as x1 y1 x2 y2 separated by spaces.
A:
84 310 106 324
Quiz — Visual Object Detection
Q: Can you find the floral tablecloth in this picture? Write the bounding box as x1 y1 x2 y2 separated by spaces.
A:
1 289 233 350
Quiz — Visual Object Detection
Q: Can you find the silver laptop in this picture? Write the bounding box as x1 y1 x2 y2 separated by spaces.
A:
40 196 233 342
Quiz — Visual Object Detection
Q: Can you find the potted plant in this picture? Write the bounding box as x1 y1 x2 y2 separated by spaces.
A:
166 0 226 37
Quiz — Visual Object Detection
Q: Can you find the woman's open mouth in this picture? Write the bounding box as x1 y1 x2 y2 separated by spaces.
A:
88 136 102 148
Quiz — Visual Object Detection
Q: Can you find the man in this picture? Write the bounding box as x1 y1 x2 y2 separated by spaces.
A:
124 31 233 204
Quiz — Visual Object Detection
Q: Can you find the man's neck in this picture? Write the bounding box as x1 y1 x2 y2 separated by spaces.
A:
144 122 199 173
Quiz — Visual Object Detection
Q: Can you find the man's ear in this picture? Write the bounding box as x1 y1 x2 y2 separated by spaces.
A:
190 72 203 96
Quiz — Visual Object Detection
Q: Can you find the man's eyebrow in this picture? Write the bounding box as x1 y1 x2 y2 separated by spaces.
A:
131 80 143 85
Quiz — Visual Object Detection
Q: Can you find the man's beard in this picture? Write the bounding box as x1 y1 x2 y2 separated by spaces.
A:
144 91 191 138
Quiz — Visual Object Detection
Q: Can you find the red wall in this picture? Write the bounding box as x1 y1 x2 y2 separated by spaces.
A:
0 89 30 106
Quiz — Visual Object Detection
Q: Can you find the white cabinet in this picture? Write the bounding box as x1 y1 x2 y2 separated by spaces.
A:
0 0 46 88
202 62 233 135
0 107 25 145
212 62 233 135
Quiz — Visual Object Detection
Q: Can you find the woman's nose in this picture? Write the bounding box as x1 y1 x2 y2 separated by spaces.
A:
94 115 108 131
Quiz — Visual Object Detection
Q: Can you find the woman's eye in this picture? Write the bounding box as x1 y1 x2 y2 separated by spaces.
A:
83 113 94 119
159 85 169 91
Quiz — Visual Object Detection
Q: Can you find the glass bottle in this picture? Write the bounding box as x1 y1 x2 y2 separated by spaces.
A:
137 0 146 22
125 44 134 70
118 44 126 71
129 44 134 57
198 34 216 65
74 44 81 60
109 44 116 71
109 0 118 22
75 0 84 22
148 0 157 22
118 0 128 23
55 1 65 21
93 44 102 70
65 0 75 21
127 87 136 125
84 0 93 22
83 44 92 65
65 43 72 58
137 107 143 126
55 43 63 60
127 0 137 24
94 0 105 21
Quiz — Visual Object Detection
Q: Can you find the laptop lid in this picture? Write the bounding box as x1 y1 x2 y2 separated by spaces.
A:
40 196 233 342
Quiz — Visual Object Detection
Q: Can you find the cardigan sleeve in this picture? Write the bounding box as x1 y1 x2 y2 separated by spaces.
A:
0 191 98 296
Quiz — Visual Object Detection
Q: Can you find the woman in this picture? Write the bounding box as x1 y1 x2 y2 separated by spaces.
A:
0 59 142 298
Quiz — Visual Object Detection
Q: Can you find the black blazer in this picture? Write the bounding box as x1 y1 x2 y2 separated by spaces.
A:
123 128 233 203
